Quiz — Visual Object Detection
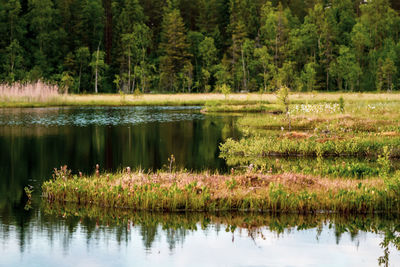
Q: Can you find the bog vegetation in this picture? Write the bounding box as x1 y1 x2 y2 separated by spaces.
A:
42 164 400 213
1 0 400 94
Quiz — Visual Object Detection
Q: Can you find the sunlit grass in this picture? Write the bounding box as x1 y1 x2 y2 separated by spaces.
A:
2 92 400 108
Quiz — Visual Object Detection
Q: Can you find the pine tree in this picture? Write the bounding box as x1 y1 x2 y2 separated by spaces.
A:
159 5 190 91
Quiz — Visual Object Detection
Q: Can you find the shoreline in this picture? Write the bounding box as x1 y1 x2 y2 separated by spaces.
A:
3 92 400 108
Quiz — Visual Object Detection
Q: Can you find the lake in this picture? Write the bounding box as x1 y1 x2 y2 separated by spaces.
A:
0 106 399 266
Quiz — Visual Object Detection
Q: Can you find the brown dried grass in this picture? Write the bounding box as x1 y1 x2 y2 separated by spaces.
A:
115 171 384 197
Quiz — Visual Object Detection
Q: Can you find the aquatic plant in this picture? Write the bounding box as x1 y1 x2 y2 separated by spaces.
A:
24 186 33 199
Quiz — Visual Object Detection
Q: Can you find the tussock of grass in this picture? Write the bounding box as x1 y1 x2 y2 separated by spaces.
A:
42 168 400 213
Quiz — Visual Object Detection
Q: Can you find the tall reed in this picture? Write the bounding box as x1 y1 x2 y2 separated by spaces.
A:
0 81 61 102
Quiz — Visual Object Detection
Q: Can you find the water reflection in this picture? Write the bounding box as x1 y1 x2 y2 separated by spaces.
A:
1 201 400 266
0 107 239 209
0 106 204 126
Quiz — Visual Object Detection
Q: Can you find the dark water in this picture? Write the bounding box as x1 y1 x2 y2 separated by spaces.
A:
0 106 399 267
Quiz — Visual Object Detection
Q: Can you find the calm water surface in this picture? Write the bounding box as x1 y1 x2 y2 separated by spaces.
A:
0 106 399 266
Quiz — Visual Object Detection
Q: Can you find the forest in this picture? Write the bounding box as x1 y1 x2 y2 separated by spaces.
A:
1 0 400 93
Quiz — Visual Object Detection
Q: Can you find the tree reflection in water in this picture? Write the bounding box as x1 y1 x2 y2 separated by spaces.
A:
30 202 399 266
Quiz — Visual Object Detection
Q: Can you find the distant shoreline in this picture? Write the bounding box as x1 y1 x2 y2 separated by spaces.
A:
2 92 400 108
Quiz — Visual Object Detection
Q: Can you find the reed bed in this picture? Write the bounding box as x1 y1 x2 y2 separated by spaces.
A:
42 167 400 213
0 81 62 103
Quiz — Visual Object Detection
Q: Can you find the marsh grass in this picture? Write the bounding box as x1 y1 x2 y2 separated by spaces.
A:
222 100 400 161
220 135 400 158
222 156 397 179
0 81 62 104
42 167 400 213
202 100 282 114
3 92 400 108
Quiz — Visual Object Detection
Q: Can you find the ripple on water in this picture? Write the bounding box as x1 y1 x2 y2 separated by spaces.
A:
0 106 203 126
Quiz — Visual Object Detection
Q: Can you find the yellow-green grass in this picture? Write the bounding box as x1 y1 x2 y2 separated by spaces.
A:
3 92 400 108
237 101 400 131
42 168 400 213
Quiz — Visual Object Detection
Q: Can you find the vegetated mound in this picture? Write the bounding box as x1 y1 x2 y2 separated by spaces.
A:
42 167 400 214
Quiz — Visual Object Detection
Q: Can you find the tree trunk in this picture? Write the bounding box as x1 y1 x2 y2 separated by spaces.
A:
78 64 82 93
241 45 247 91
141 47 145 93
128 50 131 93
326 71 329 91
132 67 136 93
263 67 267 92
95 44 100 94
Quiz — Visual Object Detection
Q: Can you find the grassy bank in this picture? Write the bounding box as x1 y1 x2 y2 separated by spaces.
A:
3 92 400 108
42 167 400 213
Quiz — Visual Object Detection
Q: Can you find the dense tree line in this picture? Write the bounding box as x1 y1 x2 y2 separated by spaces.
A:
1 0 400 93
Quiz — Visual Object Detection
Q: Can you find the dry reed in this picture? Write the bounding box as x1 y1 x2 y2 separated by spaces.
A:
0 81 60 102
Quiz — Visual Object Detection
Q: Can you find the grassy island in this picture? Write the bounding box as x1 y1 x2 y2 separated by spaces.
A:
42 166 400 213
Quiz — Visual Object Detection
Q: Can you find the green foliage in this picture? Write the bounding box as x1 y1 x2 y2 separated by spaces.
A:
159 7 191 92
1 0 400 93
216 83 231 100
277 85 289 112
24 186 33 199
60 72 74 94
276 85 291 130
378 146 392 177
